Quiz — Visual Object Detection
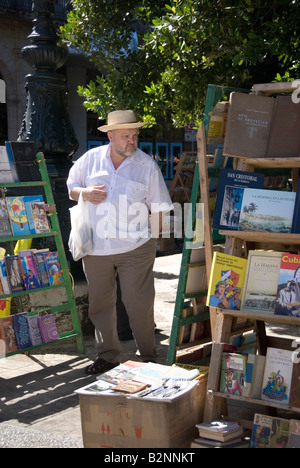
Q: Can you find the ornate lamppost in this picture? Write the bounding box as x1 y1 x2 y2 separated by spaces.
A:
18 0 78 246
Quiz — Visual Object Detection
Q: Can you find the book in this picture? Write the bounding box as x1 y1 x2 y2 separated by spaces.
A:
207 252 247 310
238 188 296 233
250 413 290 448
0 145 18 183
291 180 300 234
44 251 63 286
0 315 18 354
196 420 243 442
12 312 32 349
288 419 300 448
38 314 59 342
17 250 41 290
275 253 300 317
32 250 50 287
223 92 275 158
6 196 31 236
5 141 40 181
0 258 11 294
29 202 50 233
0 198 13 238
219 352 247 396
27 314 43 346
191 437 249 448
261 347 294 405
4 255 25 293
212 168 264 231
249 354 266 399
266 95 300 158
23 195 43 233
241 250 282 315
289 361 300 408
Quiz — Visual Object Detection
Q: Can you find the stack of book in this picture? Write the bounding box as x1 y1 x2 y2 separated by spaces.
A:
0 310 59 355
192 420 246 448
0 250 63 295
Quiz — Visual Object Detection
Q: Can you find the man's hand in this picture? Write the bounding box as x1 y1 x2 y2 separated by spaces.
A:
70 186 107 205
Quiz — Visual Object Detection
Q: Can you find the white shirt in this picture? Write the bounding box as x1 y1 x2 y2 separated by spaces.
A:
67 144 173 255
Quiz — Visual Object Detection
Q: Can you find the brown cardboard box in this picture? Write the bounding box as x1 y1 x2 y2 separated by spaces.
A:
78 379 207 448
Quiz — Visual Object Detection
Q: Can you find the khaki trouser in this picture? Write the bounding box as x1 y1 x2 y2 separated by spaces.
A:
82 239 157 362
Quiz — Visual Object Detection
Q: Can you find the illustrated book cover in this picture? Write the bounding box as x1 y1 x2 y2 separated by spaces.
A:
6 196 30 236
212 168 264 231
32 250 50 287
0 198 13 238
27 314 43 346
219 352 247 396
207 252 247 310
0 258 11 294
29 202 50 234
38 314 59 343
288 420 300 448
0 315 18 354
4 255 25 293
223 92 275 158
23 195 43 233
250 413 290 448
241 250 282 315
274 253 300 317
238 188 296 233
17 250 41 290
261 347 294 405
44 251 63 286
12 312 32 349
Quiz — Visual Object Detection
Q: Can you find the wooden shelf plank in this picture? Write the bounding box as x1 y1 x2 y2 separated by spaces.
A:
219 308 300 326
219 230 300 245
211 391 300 413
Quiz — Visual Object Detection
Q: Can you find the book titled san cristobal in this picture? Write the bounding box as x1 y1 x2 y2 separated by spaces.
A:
206 252 247 310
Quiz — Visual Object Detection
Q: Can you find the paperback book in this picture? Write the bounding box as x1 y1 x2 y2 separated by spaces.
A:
0 258 11 294
4 255 25 293
33 250 50 287
238 188 296 233
212 168 264 231
0 198 13 238
275 253 300 317
0 145 18 183
241 250 282 315
207 252 247 310
29 202 50 233
17 250 41 290
12 312 32 349
261 347 294 405
250 413 290 448
38 313 59 342
0 315 18 353
288 420 300 448
219 352 247 396
196 420 243 443
44 252 63 286
6 196 31 236
27 314 43 346
23 195 43 233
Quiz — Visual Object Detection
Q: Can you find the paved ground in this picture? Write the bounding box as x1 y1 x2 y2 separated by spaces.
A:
0 253 182 448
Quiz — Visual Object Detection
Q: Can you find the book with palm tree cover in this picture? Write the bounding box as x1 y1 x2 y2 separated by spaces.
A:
238 188 296 233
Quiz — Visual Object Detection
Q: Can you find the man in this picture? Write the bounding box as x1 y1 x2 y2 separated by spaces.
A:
67 110 173 374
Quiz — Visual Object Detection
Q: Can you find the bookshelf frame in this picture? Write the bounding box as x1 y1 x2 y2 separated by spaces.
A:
199 82 300 425
0 152 85 358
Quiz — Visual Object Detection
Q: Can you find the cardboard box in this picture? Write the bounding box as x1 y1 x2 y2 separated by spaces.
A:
78 379 207 448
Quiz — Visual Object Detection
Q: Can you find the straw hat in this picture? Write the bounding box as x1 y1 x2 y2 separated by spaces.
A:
98 110 146 132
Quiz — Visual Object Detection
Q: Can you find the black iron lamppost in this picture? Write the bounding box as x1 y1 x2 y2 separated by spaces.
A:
18 0 78 248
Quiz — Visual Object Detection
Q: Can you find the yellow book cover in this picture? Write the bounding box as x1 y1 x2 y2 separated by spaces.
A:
207 252 247 310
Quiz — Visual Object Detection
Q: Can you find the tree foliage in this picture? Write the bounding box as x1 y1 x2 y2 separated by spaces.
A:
60 0 300 127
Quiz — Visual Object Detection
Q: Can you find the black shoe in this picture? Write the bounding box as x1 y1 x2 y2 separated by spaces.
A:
85 358 119 375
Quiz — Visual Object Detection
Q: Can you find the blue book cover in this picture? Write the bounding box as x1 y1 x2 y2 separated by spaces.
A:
212 168 264 231
44 252 63 286
33 251 50 287
17 251 41 290
12 312 32 349
6 196 30 236
24 195 44 233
